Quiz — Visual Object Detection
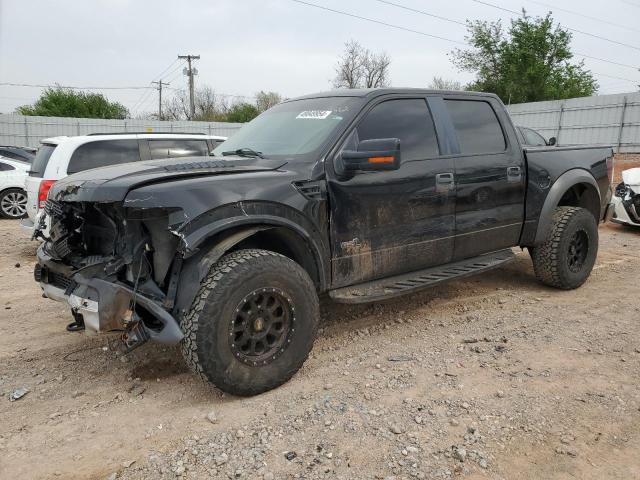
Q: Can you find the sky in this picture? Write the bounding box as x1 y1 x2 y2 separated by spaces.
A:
0 0 638 116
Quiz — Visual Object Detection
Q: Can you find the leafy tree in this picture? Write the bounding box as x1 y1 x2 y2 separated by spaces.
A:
451 12 597 103
428 76 462 90
163 87 275 122
333 40 391 89
225 103 260 123
255 91 283 112
17 86 129 118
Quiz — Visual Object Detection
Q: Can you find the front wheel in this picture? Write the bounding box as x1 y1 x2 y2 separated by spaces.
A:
530 206 598 290
0 188 28 219
181 249 319 396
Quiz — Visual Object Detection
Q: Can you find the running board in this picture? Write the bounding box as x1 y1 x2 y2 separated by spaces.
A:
329 249 515 304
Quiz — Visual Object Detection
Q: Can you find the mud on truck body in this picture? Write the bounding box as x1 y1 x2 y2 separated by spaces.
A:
34 89 614 396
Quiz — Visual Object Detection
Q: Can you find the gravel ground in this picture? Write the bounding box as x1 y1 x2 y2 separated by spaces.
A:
0 219 639 480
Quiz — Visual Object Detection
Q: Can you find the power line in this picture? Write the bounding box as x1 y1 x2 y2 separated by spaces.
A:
151 58 181 82
371 0 640 70
131 58 186 114
523 0 640 33
591 71 640 83
290 0 467 45
472 0 640 51
292 0 639 85
574 55 640 70
0 82 152 90
373 0 465 26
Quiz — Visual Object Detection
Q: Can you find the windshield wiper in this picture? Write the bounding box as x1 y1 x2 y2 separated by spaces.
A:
221 147 264 159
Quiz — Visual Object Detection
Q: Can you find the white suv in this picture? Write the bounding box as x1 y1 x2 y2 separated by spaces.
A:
23 133 227 233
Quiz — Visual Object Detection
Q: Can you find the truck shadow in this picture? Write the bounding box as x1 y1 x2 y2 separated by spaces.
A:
108 256 540 386
319 254 539 329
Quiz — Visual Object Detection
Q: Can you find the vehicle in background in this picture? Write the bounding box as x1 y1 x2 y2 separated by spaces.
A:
0 146 36 163
23 133 227 233
0 156 29 219
611 168 640 227
34 88 614 396
517 126 556 147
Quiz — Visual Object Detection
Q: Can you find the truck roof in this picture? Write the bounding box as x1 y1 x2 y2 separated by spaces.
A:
287 88 500 102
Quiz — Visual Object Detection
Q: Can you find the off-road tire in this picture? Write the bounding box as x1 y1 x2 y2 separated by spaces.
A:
530 206 598 290
181 249 319 396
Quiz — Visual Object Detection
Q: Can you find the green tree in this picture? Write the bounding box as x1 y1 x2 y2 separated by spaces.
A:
17 86 129 118
225 102 260 123
451 12 597 104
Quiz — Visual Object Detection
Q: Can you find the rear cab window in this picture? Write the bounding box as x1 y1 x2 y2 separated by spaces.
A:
445 99 506 154
29 144 57 178
522 128 546 146
67 140 141 174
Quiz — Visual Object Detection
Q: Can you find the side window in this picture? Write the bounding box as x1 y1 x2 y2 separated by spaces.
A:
0 151 21 161
445 100 506 154
148 140 209 159
357 99 439 161
0 161 15 171
523 128 546 146
67 140 140 174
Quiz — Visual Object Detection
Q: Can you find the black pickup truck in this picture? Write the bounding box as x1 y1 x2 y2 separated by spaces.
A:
34 89 614 395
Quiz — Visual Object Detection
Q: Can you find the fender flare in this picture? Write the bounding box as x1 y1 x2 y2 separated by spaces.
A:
173 220 328 317
533 169 600 245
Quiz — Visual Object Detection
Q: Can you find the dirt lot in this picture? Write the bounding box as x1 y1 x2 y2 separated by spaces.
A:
0 219 639 480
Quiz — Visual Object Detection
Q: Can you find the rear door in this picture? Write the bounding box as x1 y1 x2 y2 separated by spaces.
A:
65 139 141 174
443 96 525 260
327 96 456 287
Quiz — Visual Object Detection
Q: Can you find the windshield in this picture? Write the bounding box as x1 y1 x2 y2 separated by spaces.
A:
213 97 363 159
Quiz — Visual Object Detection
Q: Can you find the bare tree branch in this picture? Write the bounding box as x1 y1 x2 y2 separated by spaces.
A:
332 40 391 89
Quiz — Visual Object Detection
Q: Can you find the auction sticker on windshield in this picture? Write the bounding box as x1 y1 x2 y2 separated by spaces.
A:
296 110 332 119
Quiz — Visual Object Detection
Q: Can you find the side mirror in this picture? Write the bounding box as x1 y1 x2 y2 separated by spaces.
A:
341 138 401 172
547 136 556 146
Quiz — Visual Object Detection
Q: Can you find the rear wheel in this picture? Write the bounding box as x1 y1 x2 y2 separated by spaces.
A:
0 188 27 219
530 206 598 289
181 249 319 396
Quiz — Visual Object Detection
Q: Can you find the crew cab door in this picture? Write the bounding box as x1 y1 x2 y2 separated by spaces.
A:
443 96 525 260
327 96 456 288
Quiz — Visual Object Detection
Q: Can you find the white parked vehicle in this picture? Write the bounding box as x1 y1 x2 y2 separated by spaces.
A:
611 168 640 227
23 133 227 234
0 156 30 219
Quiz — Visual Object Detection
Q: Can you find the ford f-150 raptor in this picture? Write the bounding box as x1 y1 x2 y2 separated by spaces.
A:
34 89 615 396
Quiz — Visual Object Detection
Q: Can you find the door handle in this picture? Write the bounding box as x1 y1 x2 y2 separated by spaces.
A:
507 166 522 182
435 172 455 192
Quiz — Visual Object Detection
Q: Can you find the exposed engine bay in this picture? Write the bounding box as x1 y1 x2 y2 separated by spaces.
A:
35 199 185 349
612 168 640 227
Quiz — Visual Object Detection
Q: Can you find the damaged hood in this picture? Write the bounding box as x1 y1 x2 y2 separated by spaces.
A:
621 168 640 188
49 156 287 203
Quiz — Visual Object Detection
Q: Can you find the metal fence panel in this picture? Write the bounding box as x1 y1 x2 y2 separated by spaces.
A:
0 114 243 148
4 92 639 153
507 92 640 153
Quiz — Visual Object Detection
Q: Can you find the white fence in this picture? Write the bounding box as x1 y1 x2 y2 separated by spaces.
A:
0 114 243 148
507 92 640 153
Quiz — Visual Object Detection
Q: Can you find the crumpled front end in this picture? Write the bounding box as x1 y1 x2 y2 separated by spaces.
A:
35 199 184 347
611 168 640 227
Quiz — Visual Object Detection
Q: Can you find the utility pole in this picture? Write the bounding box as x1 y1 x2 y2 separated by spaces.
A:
151 80 169 120
178 54 200 119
